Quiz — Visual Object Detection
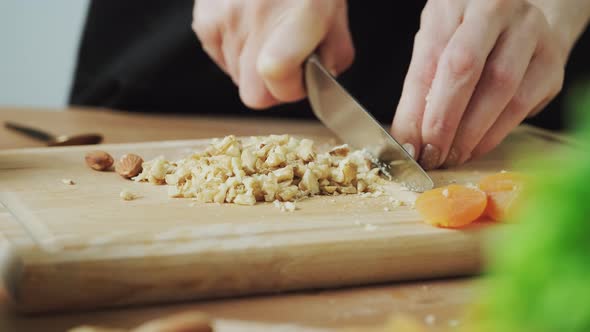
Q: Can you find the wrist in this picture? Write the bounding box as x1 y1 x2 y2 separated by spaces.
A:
529 0 590 59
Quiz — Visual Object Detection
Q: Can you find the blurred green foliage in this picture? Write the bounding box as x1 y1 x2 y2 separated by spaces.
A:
476 82 590 332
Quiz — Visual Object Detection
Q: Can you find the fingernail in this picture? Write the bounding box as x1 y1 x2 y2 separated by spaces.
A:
329 68 338 77
419 144 441 171
402 143 416 159
443 147 461 168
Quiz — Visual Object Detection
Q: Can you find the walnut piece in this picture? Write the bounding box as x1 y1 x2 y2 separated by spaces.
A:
119 190 136 201
135 135 386 205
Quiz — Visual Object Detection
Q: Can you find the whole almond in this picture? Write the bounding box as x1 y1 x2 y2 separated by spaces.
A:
116 154 144 179
85 151 114 171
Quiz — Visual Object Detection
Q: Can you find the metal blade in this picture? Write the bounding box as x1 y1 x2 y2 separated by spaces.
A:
305 55 434 192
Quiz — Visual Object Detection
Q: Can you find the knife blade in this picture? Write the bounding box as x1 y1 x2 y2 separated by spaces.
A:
304 55 434 192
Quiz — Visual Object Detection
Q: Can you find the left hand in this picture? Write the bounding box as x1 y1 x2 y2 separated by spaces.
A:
391 0 567 170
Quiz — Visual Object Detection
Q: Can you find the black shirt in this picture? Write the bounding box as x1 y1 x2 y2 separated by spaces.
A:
71 1 590 130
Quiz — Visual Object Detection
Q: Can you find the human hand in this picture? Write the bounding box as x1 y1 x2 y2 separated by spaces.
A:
192 0 355 109
392 0 567 170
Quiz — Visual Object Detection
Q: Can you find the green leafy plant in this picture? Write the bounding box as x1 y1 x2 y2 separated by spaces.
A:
475 82 590 332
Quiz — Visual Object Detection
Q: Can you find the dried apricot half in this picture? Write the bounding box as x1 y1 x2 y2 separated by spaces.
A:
416 184 488 228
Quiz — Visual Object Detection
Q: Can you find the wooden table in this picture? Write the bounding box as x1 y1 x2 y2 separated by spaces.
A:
0 107 476 332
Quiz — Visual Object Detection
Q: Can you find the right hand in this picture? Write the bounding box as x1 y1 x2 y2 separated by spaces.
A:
192 0 355 109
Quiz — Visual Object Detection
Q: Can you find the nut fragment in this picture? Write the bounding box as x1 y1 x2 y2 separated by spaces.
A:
116 154 144 179
119 190 136 201
85 151 114 171
61 178 75 185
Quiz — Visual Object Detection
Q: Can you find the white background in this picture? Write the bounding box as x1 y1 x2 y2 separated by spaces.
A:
0 0 89 109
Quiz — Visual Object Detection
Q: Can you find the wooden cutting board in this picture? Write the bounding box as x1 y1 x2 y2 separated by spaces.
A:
0 126 568 313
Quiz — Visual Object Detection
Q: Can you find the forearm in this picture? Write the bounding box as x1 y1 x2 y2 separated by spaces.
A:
529 0 590 57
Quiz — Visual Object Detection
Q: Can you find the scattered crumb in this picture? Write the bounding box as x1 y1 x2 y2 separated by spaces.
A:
119 190 137 201
189 202 197 207
354 220 362 226
383 207 390 212
424 314 436 326
364 224 378 232
442 188 449 197
273 200 297 212
500 169 508 173
465 182 478 189
389 198 405 208
330 199 336 203
448 319 460 327
61 178 75 185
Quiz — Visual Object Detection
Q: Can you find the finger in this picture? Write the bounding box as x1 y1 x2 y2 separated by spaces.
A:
239 36 279 109
221 34 244 85
391 1 465 160
419 1 515 170
317 3 355 77
257 1 337 103
192 2 226 71
472 54 564 158
443 10 540 167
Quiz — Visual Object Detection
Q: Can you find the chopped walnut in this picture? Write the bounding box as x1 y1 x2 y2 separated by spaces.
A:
135 135 387 205
119 190 136 201
273 200 297 212
61 179 75 185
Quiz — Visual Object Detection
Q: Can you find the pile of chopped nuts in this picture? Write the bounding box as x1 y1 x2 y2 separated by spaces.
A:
133 135 386 206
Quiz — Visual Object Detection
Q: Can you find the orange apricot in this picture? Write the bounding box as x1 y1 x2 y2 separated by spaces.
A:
416 184 488 228
478 172 526 221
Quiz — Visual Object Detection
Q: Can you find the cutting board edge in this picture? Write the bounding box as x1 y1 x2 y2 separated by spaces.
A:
6 230 484 313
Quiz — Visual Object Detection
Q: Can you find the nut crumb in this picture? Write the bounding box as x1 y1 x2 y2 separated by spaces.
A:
61 179 75 185
273 200 297 212
383 207 390 212
389 198 404 207
424 314 436 326
119 190 136 201
364 224 378 231
442 188 449 197
448 319 460 327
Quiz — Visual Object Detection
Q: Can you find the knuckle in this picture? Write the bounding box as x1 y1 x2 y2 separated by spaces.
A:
426 116 455 141
339 42 356 72
551 69 565 96
240 89 273 110
193 19 216 44
411 31 440 88
483 0 514 16
487 63 519 91
223 3 242 32
507 92 529 116
444 46 480 81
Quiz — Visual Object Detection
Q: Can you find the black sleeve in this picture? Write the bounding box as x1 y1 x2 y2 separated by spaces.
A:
70 1 589 130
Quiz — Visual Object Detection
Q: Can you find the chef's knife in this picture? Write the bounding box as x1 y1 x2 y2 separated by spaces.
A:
305 55 434 192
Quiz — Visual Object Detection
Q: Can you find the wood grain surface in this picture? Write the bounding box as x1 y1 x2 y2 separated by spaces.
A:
0 107 571 331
